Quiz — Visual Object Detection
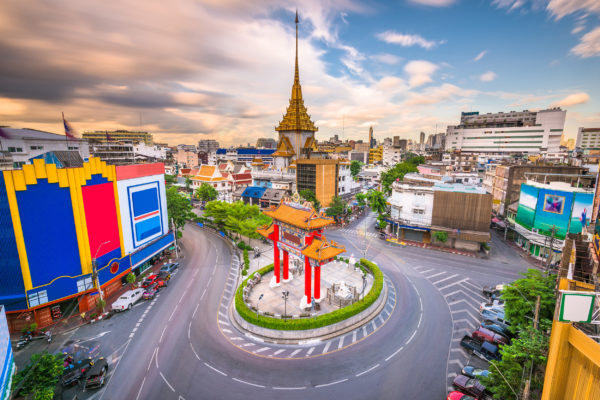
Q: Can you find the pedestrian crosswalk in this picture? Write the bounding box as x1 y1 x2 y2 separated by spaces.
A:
335 228 379 239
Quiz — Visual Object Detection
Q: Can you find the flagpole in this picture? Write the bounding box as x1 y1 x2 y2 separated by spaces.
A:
62 112 69 147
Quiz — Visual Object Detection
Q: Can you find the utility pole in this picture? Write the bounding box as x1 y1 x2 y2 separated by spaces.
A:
523 295 541 400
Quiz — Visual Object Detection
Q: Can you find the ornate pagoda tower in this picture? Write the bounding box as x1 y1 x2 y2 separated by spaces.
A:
272 11 318 171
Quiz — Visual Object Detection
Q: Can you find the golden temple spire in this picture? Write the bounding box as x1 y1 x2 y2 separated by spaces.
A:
275 10 317 133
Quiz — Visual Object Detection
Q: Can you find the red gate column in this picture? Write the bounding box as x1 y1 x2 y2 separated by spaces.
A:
303 256 312 308
270 224 281 288
314 264 321 301
282 250 290 282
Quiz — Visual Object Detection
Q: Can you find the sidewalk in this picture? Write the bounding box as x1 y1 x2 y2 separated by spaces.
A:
386 237 480 258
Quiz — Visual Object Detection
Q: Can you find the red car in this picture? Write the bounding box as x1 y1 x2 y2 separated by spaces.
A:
141 274 167 289
452 375 487 398
472 327 509 345
447 392 475 400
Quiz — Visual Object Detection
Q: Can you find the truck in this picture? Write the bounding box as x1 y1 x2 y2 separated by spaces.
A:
460 335 501 362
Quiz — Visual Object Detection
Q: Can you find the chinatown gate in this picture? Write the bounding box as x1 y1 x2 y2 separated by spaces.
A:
257 199 345 309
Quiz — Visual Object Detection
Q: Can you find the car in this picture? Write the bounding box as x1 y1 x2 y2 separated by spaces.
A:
111 288 144 311
461 366 490 379
460 335 501 362
160 262 179 274
472 327 509 345
480 299 504 313
447 391 476 400
482 284 505 299
480 320 512 337
481 308 505 321
481 311 511 331
83 357 109 389
452 375 488 399
379 232 387 240
143 283 160 300
62 357 93 386
157 270 171 282
141 274 167 289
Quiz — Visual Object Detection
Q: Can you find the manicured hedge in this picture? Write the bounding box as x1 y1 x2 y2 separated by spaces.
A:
235 258 383 330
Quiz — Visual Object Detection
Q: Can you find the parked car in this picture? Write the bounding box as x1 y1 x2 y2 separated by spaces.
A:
111 288 144 311
83 357 109 389
447 392 476 400
141 274 167 289
472 327 509 345
461 366 490 379
481 311 511 331
482 284 505 300
157 270 171 282
452 375 492 399
480 320 512 337
160 262 179 274
481 308 505 321
480 299 504 313
460 335 501 362
143 283 160 300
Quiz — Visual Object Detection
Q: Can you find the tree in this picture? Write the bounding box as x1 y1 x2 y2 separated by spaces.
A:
433 231 448 245
355 192 367 207
126 272 136 288
350 160 362 178
12 352 64 400
165 174 177 186
195 182 218 203
184 176 192 192
380 162 419 194
204 200 230 227
367 190 387 215
299 189 321 210
166 186 193 237
326 196 347 222
502 269 556 333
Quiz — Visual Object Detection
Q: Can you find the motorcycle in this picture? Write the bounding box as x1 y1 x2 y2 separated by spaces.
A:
45 331 52 343
16 334 32 349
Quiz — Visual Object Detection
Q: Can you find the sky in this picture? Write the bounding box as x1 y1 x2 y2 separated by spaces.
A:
0 0 599 147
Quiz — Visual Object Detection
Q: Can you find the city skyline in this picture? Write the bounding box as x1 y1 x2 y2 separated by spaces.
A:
0 0 599 147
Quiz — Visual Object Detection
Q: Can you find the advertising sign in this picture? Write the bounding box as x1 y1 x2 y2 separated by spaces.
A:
516 184 538 230
558 291 596 323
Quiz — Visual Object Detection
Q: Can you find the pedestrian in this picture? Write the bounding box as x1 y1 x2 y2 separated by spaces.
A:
80 312 86 323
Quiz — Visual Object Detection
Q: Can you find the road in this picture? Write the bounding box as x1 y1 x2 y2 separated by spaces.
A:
47 212 532 400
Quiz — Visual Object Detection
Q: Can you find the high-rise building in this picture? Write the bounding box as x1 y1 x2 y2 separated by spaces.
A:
576 127 600 150
82 130 153 145
383 137 392 146
198 139 219 153
296 159 339 207
419 132 425 145
393 136 400 147
368 126 375 149
446 108 566 154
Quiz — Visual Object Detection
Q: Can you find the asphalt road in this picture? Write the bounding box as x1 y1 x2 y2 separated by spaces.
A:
47 213 533 400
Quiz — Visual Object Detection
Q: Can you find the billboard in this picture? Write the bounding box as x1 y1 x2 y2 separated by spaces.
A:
516 184 593 239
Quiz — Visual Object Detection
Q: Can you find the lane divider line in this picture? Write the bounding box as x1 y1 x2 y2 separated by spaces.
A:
355 364 380 377
204 362 227 376
315 378 348 388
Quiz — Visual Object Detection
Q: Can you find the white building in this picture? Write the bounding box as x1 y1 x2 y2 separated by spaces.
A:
576 127 600 150
133 143 167 161
382 145 403 166
389 183 434 240
0 128 90 169
337 160 361 200
446 108 566 155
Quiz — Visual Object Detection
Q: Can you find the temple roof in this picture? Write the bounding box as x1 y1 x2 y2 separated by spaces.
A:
262 202 333 230
275 12 318 133
272 135 296 157
257 224 274 239
301 235 345 261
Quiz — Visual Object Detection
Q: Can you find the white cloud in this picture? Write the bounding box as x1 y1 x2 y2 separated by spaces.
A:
547 0 600 20
572 25 585 34
473 50 487 61
376 30 440 50
404 83 463 106
406 0 456 6
571 26 600 58
404 60 439 87
371 53 402 64
551 92 590 107
479 71 497 82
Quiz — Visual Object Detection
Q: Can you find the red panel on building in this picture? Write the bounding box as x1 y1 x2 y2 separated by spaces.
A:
116 163 165 181
82 182 120 256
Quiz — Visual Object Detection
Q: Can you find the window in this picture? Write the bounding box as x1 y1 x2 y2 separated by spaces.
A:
77 276 93 293
68 146 78 150
28 290 49 307
413 209 424 214
12 161 25 168
7 147 23 153
30 145 43 150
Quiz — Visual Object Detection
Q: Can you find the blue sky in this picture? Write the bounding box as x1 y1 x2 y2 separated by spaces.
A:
0 0 598 146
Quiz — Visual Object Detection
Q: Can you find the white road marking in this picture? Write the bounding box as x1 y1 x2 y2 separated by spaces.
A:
204 362 227 376
462 279 482 291
233 378 265 388
155 346 159 369
206 276 213 286
362 326 367 338
129 333 135 338
218 310 227 318
254 347 270 354
448 299 480 314
190 342 200 360
160 371 175 392
188 321 191 339
338 335 345 349
200 288 207 301
135 376 146 400
160 326 167 343
432 274 459 286
438 278 469 291
306 347 315 356
352 331 357 343
168 305 178 321
132 327 137 333
288 349 302 358
315 378 348 388
147 348 157 371
419 268 435 275
218 320 229 326
230 337 244 341
418 313 422 328
425 271 446 279
384 346 404 362
273 386 306 390
356 364 380 377
193 303 200 318
378 315 384 324
459 283 487 300
371 320 377 330
322 341 332 354
222 329 232 333
406 330 417 345
272 349 285 356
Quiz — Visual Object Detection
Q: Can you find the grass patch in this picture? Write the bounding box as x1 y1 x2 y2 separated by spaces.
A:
235 258 383 330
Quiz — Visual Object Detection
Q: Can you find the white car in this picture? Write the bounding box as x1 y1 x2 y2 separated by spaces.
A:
111 289 144 312
480 299 505 314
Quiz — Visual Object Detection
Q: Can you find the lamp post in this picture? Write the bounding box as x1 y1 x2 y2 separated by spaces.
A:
257 293 264 316
282 290 289 322
92 240 111 305
361 274 367 301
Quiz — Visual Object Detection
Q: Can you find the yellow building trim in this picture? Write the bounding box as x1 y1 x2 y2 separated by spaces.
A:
32 159 47 179
22 164 37 186
67 168 91 275
2 171 33 290
82 161 92 182
57 168 69 187
46 163 58 184
30 273 88 290
113 178 126 258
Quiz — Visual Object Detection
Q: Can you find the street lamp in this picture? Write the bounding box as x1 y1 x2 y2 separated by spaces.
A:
361 274 367 301
92 240 111 305
257 293 264 316
282 290 289 322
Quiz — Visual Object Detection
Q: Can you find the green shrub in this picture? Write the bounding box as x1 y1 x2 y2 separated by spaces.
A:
235 258 383 330
242 269 248 276
243 249 249 270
